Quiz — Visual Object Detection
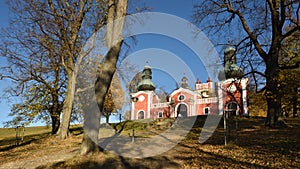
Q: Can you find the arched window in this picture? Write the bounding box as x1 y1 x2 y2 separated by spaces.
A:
204 107 210 115
138 110 145 119
158 112 163 118
177 104 188 117
226 102 238 116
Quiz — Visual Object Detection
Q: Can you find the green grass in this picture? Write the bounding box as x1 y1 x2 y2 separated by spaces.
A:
0 126 51 148
0 126 51 139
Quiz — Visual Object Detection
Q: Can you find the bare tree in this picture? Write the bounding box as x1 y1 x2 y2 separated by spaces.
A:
47 0 107 139
0 0 66 134
80 0 128 154
193 0 300 127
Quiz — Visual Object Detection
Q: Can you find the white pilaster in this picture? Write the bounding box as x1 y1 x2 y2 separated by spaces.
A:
193 94 197 116
217 82 224 115
131 102 135 120
147 92 151 118
241 78 249 116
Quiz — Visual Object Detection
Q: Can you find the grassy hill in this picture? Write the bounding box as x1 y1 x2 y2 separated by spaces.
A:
0 116 299 168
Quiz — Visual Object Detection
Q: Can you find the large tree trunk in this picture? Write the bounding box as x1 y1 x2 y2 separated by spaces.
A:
105 114 110 127
80 101 101 155
80 0 127 155
265 93 281 127
265 49 282 127
80 41 123 154
57 71 75 139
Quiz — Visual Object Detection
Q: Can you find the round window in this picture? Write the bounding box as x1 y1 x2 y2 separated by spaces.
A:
178 94 185 101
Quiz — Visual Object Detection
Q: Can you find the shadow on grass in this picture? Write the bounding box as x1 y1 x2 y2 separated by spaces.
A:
177 141 271 168
37 154 180 169
0 125 83 152
0 132 50 152
69 126 84 136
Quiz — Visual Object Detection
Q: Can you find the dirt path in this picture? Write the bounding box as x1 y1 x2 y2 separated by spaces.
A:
0 147 79 169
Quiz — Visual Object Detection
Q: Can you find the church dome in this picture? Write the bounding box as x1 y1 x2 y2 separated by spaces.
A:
180 76 190 89
224 46 236 54
219 45 244 80
137 65 156 91
224 63 244 79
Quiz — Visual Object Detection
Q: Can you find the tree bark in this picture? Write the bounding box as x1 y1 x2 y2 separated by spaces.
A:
50 87 62 134
106 115 110 127
80 133 100 155
80 41 123 154
57 71 75 139
264 48 282 127
80 101 101 155
51 113 60 134
80 0 127 155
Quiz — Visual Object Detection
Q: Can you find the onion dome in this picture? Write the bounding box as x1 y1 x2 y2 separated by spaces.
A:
219 45 243 80
137 65 156 91
181 76 190 89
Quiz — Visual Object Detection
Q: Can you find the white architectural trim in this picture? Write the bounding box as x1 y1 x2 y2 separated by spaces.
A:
193 94 197 116
175 102 189 117
178 94 186 101
217 82 223 115
241 78 249 116
225 101 239 115
147 93 151 118
169 87 200 98
131 102 135 120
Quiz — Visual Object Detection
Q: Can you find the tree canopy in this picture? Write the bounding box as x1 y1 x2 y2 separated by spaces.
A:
193 0 300 126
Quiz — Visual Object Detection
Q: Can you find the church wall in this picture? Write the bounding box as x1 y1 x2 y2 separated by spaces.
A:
222 81 244 115
171 90 195 117
134 93 149 119
151 106 170 119
196 102 219 115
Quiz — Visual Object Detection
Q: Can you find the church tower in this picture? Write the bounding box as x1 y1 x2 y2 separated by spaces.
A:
217 45 249 116
223 45 243 79
137 65 156 91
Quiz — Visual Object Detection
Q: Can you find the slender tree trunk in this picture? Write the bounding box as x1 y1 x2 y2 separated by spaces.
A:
292 88 298 117
50 90 61 134
57 71 75 139
106 115 110 127
51 113 60 134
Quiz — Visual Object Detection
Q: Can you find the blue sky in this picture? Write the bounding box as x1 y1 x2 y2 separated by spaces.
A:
0 0 224 126
0 1 12 127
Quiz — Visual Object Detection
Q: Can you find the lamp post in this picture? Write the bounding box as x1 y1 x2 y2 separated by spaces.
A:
131 96 138 143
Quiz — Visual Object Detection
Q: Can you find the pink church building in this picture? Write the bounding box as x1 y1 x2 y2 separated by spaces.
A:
130 46 249 120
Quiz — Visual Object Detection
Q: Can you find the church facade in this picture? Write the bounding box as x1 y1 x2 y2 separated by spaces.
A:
130 46 249 120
